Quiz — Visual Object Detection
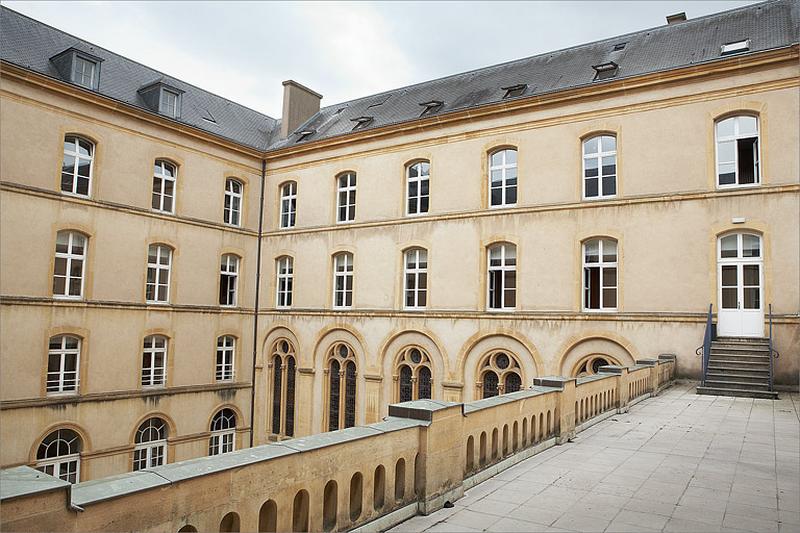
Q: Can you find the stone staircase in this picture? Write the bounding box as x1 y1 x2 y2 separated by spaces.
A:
696 337 778 399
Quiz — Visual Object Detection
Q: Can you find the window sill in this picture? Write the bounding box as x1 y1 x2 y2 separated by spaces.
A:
486 308 516 313
582 195 617 201
45 391 79 398
53 295 84 301
61 191 91 200
716 183 761 190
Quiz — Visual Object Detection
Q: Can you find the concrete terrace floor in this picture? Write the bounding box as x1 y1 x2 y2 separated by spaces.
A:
389 382 800 533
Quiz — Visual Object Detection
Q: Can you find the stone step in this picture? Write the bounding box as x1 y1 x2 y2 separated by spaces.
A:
706 372 769 384
707 361 770 370
696 386 778 399
708 354 771 363
710 344 771 354
715 336 769 343
704 379 770 391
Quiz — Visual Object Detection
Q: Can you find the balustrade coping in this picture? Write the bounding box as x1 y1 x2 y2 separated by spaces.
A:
576 373 618 384
0 465 70 501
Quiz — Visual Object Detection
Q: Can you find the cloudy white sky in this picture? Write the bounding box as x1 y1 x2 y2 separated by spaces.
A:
6 1 757 118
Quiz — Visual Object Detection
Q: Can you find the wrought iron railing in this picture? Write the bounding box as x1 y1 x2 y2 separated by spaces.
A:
696 304 713 386
768 304 779 392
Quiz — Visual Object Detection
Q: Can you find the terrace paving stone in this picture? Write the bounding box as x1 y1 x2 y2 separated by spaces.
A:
395 382 799 533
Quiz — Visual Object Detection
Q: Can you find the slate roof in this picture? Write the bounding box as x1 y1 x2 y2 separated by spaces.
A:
0 6 277 151
1 1 797 154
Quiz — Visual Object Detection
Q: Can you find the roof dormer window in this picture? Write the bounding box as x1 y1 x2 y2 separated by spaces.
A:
501 84 527 99
138 81 184 119
592 62 619 81
49 48 103 91
721 39 750 55
350 116 374 131
419 100 444 117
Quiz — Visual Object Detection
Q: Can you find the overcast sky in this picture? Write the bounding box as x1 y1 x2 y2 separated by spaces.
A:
6 1 757 118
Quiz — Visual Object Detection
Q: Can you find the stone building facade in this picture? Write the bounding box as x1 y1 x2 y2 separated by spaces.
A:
1 0 798 483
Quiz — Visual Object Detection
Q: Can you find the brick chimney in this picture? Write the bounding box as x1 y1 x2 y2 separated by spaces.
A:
280 80 322 139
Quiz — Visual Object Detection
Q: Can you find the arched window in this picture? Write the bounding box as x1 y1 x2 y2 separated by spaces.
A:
276 256 293 308
573 355 619 377
220 254 239 306
133 417 167 470
333 252 353 308
583 238 617 311
142 335 168 387
487 243 516 310
152 160 177 213
406 161 430 215
216 335 235 381
478 351 523 399
582 135 616 199
280 181 297 228
61 136 94 197
327 342 357 431
488 149 517 207
716 115 760 187
47 335 80 394
224 178 243 227
36 428 82 483
146 244 172 303
336 172 357 223
403 248 428 309
395 346 433 402
270 339 296 437
209 408 236 455
53 230 87 298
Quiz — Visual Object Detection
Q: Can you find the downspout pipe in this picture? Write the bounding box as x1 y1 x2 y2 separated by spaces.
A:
249 158 266 448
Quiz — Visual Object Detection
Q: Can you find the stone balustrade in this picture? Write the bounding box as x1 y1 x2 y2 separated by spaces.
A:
0 357 677 533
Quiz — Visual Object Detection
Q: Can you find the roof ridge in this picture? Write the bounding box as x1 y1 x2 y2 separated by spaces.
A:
315 0 776 113
0 5 277 122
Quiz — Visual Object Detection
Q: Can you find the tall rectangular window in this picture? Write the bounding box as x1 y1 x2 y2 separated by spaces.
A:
61 136 93 197
219 254 239 306
406 162 430 215
159 88 179 117
216 336 235 381
280 182 297 228
333 252 353 308
404 248 428 309
488 243 516 310
72 56 96 89
142 335 167 387
716 115 760 187
152 160 176 213
146 244 172 303
583 239 617 310
224 178 242 226
337 172 357 223
489 149 517 207
46 335 80 394
583 135 616 199
53 231 86 298
276 256 293 308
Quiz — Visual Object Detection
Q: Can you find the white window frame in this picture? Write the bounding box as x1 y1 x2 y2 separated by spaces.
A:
582 238 618 312
276 256 293 308
61 136 94 197
280 182 297 229
220 254 239 307
152 160 177 214
53 231 87 299
333 252 353 309
488 149 518 208
36 429 81 484
72 56 96 89
403 248 428 310
142 335 167 387
159 88 179 118
582 135 617 200
46 335 80 395
224 178 243 227
133 418 167 471
336 172 357 223
406 162 430 216
715 115 761 189
146 244 172 303
487 243 516 311
216 335 236 381
209 409 236 456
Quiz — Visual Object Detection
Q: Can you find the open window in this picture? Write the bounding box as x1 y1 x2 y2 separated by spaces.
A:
716 115 760 187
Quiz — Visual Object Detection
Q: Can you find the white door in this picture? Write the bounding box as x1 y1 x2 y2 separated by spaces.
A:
717 233 764 337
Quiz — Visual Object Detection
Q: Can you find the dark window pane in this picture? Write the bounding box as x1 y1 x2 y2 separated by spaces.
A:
743 264 759 285
602 288 617 308
744 287 760 309
491 188 502 206
399 365 412 402
483 371 499 398
721 287 737 309
602 176 616 195
418 367 432 399
737 138 757 184
506 186 517 204
585 178 598 197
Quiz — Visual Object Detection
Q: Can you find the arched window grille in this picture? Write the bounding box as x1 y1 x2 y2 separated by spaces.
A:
209 408 236 455
36 428 82 483
133 417 167 470
270 339 296 437
478 351 523 399
327 342 357 431
395 346 433 402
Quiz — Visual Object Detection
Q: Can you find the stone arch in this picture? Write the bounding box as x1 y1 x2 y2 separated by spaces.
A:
292 489 309 532
263 325 302 367
323 480 338 531
556 334 636 377
258 500 277 532
219 512 240 532
29 422 91 464
379 329 448 406
458 332 542 401
349 472 363 521
312 326 368 431
394 457 406 501
373 465 386 510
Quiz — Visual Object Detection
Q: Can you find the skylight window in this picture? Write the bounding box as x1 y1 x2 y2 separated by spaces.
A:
367 95 391 108
350 116 374 131
721 39 750 55
501 84 527 99
296 129 315 142
419 100 444 117
592 62 619 81
613 42 627 51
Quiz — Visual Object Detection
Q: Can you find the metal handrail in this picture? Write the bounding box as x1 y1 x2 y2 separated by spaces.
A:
768 304 774 392
698 304 713 386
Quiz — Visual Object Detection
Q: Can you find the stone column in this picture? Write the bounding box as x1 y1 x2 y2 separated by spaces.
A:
598 365 629 413
636 359 659 396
